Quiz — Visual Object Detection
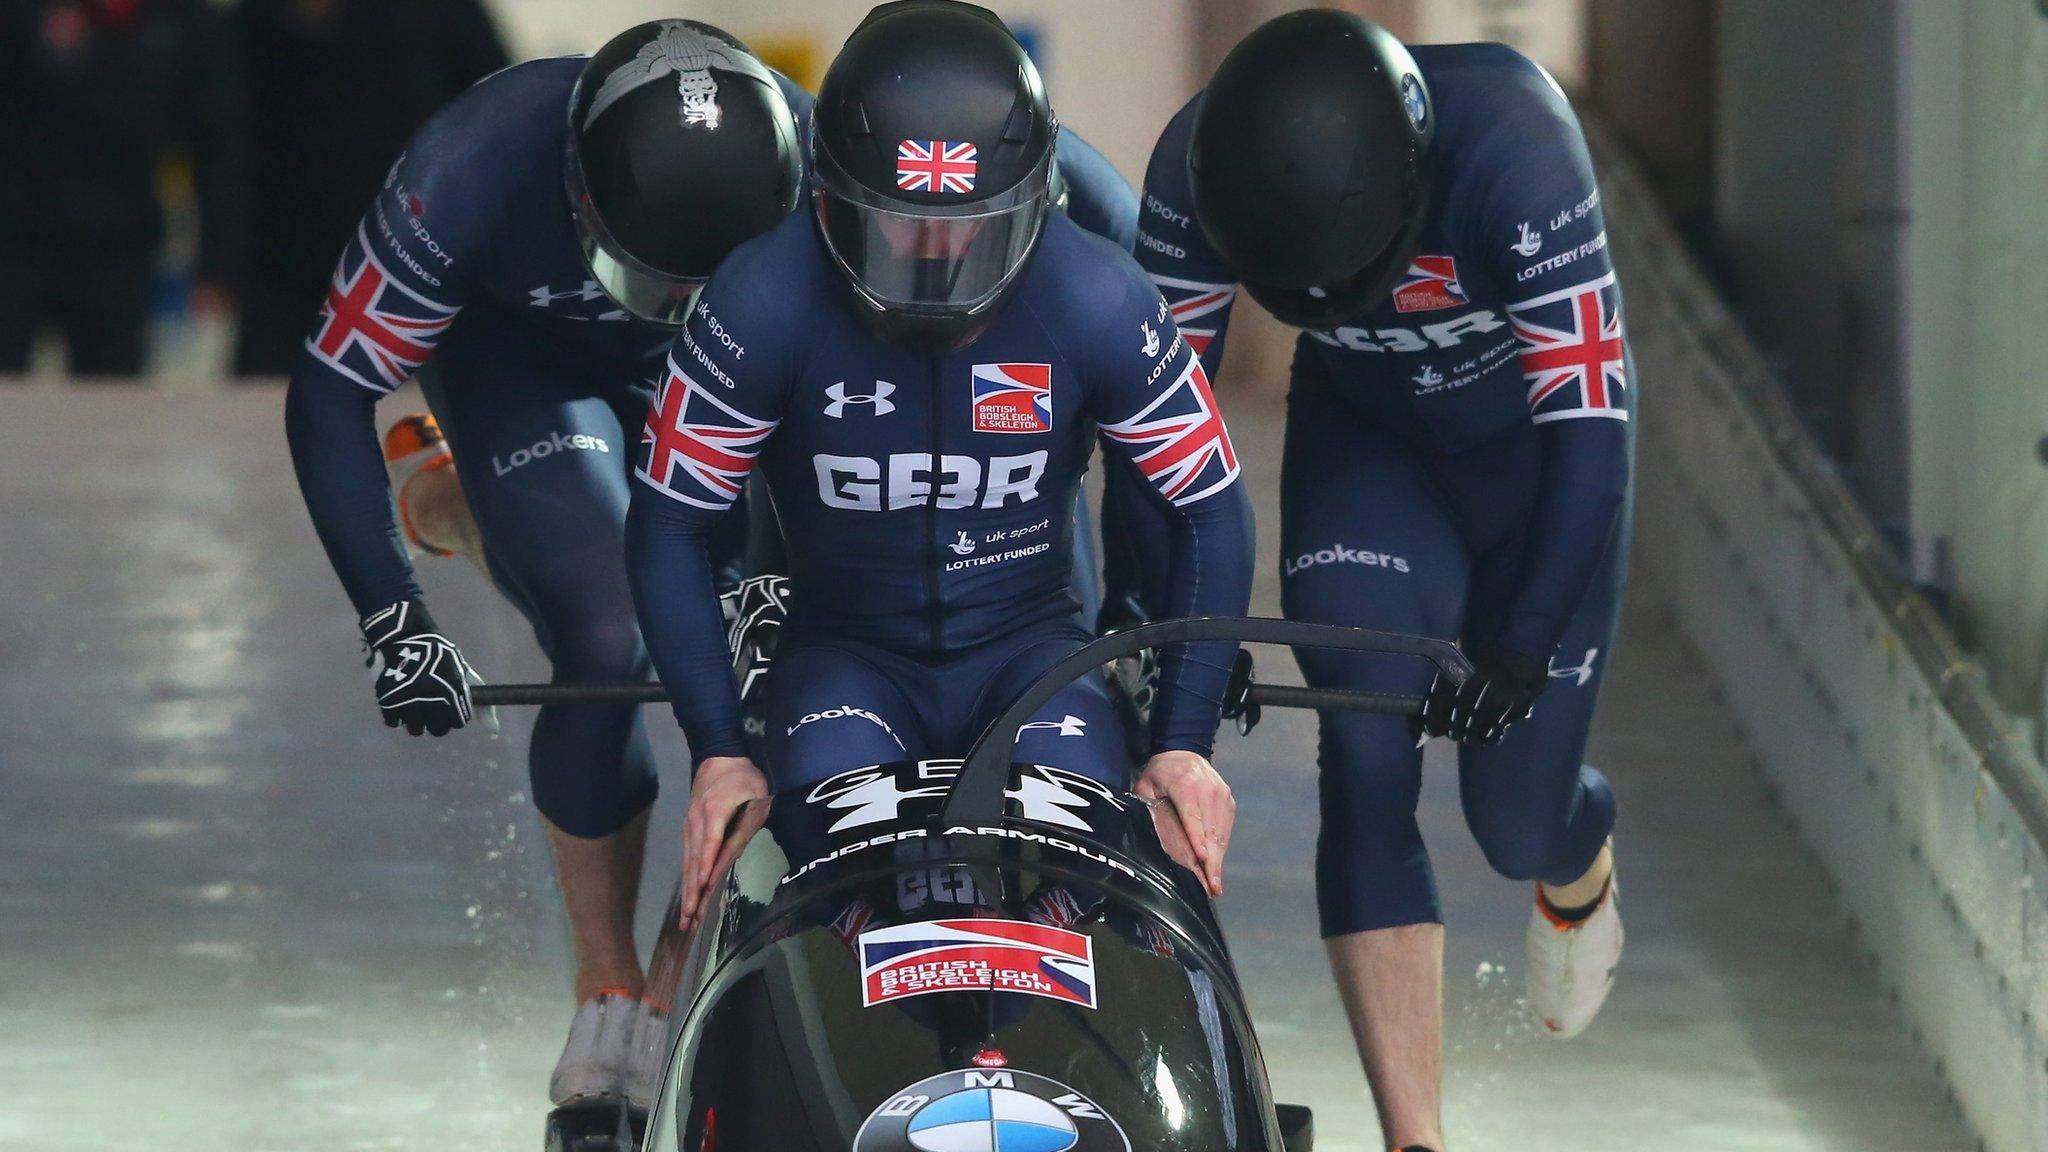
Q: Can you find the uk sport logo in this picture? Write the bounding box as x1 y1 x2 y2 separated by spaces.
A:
1508 273 1628 423
1392 255 1469 313
1100 358 1240 507
897 140 978 194
857 919 1097 1008
306 225 457 392
636 362 777 509
1150 273 1236 360
971 363 1053 433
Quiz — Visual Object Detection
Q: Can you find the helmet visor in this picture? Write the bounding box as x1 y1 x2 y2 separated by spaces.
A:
816 189 1045 314
565 140 706 327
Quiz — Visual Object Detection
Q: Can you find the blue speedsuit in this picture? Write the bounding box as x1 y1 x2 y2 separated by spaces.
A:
1117 44 1631 935
283 56 1137 837
625 210 1254 792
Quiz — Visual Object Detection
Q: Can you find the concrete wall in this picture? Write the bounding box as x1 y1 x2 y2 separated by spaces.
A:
1711 0 2048 725
1585 0 1714 233
1907 0 2048 722
1603 124 2048 1152
1713 1 1854 445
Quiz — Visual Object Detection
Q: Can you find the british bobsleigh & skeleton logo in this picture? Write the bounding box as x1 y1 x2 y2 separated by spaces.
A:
856 918 1097 1009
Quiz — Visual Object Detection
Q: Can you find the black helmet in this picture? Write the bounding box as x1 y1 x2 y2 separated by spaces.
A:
1189 11 1434 330
566 20 803 326
811 1 1056 352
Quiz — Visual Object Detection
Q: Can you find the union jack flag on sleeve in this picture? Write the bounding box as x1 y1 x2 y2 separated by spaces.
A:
636 360 778 510
1100 357 1241 507
1507 272 1629 423
1148 274 1237 362
304 224 459 393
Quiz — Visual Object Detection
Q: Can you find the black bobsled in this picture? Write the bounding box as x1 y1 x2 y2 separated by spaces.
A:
598 616 1470 1152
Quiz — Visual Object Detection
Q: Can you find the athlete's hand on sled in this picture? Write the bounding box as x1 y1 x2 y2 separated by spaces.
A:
361 599 480 736
1416 643 1546 746
680 755 771 931
1137 750 1235 898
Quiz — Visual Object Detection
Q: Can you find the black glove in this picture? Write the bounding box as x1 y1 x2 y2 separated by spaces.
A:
361 600 478 736
1416 644 1547 746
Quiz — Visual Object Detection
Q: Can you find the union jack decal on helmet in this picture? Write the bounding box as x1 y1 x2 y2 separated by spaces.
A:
896 140 978 194
1101 357 1240 506
636 361 777 509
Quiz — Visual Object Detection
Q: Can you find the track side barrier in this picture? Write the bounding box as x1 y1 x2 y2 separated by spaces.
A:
1595 126 2048 1149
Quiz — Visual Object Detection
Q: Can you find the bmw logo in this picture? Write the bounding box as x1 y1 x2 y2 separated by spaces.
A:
855 1069 1130 1152
1401 74 1427 129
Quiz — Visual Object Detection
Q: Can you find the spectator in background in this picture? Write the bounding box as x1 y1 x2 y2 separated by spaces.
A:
231 0 508 378
0 0 249 378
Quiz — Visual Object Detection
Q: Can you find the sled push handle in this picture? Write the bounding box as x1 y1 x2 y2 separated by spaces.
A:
471 682 672 706
941 615 1470 826
468 614 1473 823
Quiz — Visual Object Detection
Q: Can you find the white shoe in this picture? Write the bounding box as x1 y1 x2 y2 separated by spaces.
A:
549 991 648 1105
382 413 487 567
382 414 456 557
1525 875 1623 1039
625 1003 672 1109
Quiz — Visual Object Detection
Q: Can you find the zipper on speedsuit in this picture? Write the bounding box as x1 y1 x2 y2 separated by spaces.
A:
925 358 944 658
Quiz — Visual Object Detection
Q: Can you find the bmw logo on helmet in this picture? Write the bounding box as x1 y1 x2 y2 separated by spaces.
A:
1401 73 1427 129
855 1068 1130 1152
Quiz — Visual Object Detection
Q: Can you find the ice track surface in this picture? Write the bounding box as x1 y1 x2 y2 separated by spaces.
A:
0 382 1974 1151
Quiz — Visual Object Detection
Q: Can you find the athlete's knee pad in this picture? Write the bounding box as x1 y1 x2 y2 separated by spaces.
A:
1312 712 1440 936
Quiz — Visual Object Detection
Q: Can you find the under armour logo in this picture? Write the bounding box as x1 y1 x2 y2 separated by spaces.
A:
1511 221 1543 258
1139 321 1161 358
948 531 976 556
529 282 606 307
825 380 896 418
1019 714 1088 738
528 281 627 321
1549 647 1599 687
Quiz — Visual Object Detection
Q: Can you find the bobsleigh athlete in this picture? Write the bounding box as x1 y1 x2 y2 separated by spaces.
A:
1106 13 1633 1151
283 15 1139 1111
284 21 806 1107
624 0 1254 952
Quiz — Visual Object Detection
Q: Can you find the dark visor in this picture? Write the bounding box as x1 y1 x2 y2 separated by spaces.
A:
810 123 1052 317
563 135 706 327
